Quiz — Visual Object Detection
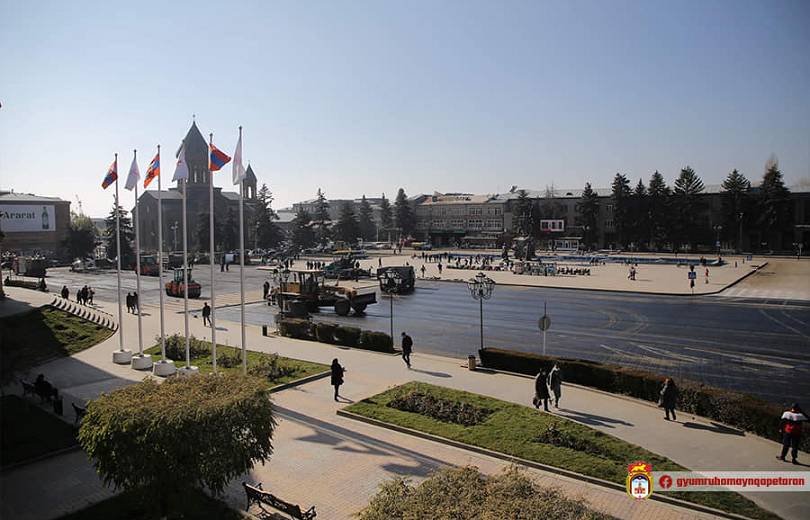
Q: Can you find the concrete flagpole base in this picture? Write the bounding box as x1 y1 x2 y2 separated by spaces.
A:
177 366 200 376
112 349 133 364
152 359 177 377
131 354 153 370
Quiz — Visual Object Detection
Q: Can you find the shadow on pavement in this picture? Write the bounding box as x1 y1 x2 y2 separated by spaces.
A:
681 421 744 436
556 409 634 428
410 368 452 378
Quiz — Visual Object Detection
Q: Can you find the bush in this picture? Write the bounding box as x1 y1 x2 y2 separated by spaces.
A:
314 322 337 344
534 421 609 458
277 318 314 340
216 350 242 369
334 325 362 347
359 466 611 520
361 331 395 353
248 353 296 381
163 334 210 361
388 391 491 426
479 347 806 451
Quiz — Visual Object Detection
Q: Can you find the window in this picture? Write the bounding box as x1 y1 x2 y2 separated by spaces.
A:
468 218 483 229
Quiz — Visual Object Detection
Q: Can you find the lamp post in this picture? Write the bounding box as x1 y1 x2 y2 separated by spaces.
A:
278 268 290 317
713 225 723 256
793 242 803 261
170 221 179 252
379 269 403 341
467 272 495 351
255 221 260 252
737 212 744 253
583 224 590 252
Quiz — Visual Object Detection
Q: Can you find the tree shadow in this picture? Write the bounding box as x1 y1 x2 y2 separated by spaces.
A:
410 368 452 378
681 421 744 436
556 409 634 428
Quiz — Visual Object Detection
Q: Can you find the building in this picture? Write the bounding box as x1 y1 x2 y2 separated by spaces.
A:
291 196 386 225
0 191 71 256
414 193 507 247
133 121 259 252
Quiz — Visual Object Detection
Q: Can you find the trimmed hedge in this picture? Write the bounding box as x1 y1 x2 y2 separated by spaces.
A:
479 347 808 451
277 317 394 353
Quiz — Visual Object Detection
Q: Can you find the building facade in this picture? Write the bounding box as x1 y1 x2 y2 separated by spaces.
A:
0 191 71 256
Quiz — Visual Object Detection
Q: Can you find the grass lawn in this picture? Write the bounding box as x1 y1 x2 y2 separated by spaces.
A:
345 382 778 520
56 487 244 520
144 342 327 386
0 395 78 468
0 306 113 381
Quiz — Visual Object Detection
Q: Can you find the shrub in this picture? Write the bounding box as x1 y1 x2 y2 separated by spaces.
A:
314 322 337 344
534 422 608 458
478 347 806 451
248 353 296 381
359 466 611 520
277 318 314 340
387 391 491 426
334 325 362 347
360 331 395 353
162 334 210 361
216 350 242 369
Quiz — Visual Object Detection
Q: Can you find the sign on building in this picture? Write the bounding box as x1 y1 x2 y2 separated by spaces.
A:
539 219 565 232
0 204 56 232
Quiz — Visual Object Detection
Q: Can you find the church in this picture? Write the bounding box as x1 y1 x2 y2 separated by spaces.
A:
133 121 259 252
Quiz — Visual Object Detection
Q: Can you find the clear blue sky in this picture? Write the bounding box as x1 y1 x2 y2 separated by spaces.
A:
1 0 808 216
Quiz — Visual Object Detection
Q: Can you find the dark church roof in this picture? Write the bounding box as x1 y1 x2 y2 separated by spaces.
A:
245 164 257 182
180 121 210 186
141 190 182 200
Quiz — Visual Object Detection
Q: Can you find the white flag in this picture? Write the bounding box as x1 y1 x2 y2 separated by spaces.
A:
232 132 245 185
124 154 140 191
172 141 189 181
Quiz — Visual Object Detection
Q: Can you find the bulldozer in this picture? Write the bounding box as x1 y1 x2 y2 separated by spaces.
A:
273 268 376 316
165 267 201 298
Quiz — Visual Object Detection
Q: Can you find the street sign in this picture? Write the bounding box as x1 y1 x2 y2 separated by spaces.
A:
688 271 697 280
538 315 551 331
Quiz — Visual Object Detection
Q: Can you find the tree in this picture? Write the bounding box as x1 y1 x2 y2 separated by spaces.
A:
313 188 331 245
254 184 283 249
575 183 599 248
358 195 377 241
720 169 751 249
222 208 238 251
511 190 534 236
194 212 226 253
379 193 393 232
291 208 315 249
610 173 632 247
63 212 97 259
672 166 705 249
756 157 791 250
334 201 360 244
394 188 415 237
647 171 671 249
629 179 649 249
104 202 135 267
78 375 275 516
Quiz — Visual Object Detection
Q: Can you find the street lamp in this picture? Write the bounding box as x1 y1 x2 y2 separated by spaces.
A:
379 269 403 341
467 272 495 351
582 224 590 252
793 242 804 261
737 212 744 253
713 225 723 256
170 221 179 252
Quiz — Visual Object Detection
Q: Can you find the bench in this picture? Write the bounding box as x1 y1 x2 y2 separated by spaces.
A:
243 482 316 520
72 402 87 424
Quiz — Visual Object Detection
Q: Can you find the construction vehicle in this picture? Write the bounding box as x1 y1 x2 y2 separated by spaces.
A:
322 253 373 280
137 255 160 276
376 265 416 293
14 256 47 278
274 268 376 316
165 267 201 298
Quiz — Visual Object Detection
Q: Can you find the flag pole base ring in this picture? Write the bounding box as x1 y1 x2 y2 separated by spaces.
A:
131 354 153 370
177 366 200 376
152 359 176 377
112 349 133 364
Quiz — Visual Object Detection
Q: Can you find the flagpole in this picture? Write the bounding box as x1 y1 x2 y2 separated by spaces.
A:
182 176 192 372
131 150 151 370
209 133 218 373
112 153 132 364
238 126 246 375
153 145 175 376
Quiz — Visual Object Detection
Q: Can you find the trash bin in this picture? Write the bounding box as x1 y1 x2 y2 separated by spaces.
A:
53 396 63 416
467 355 476 371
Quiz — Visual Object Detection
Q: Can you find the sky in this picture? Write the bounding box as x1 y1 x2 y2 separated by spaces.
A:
1 0 809 217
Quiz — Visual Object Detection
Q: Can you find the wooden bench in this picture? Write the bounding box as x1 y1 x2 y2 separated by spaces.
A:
72 402 87 424
243 482 316 520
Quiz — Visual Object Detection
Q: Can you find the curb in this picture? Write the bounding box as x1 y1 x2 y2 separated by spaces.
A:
269 370 331 393
266 332 401 357
0 444 82 474
336 409 755 520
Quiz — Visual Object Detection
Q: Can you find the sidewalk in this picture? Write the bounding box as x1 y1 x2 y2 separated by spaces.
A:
2 288 808 519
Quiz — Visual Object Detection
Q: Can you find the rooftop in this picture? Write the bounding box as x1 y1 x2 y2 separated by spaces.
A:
0 191 68 203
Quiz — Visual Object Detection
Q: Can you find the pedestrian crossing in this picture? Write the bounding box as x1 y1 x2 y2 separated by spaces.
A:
141 290 264 314
715 287 810 301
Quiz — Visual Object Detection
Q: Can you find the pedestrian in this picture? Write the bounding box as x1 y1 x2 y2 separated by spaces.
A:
659 378 679 421
533 369 550 412
420 265 426 278
777 403 807 464
132 292 139 314
88 287 94 305
705 267 709 284
438 262 443 275
378 257 382 267
125 293 132 313
61 285 69 300
330 358 345 401
202 302 211 326
220 254 225 272
401 332 413 368
547 363 562 408
263 280 270 299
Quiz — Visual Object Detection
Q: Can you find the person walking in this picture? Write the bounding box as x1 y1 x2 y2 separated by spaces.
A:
547 364 562 408
777 403 807 464
401 332 413 368
659 378 679 421
132 292 139 314
330 358 345 401
88 287 94 305
61 285 69 300
533 369 550 412
220 254 226 272
420 265 426 278
437 262 443 275
263 280 270 300
125 293 133 313
202 302 211 327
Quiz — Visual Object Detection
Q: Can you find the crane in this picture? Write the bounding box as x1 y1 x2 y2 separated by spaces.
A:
75 195 84 216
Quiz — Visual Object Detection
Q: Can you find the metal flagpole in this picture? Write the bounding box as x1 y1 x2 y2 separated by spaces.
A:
183 177 191 369
111 153 131 363
133 150 145 364
238 126 246 374
157 147 167 361
209 133 218 373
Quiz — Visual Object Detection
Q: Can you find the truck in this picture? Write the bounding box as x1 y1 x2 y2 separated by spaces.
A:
274 269 377 316
165 267 201 298
14 256 47 278
137 255 160 276
322 253 373 280
376 265 415 293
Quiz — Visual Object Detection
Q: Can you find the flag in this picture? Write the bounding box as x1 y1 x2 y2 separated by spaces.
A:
125 154 140 191
232 133 245 185
209 143 231 172
101 158 118 189
143 152 160 188
172 141 189 181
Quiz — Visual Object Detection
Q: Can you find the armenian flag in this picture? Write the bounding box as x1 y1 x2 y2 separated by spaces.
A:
209 143 231 172
101 158 118 189
144 152 160 188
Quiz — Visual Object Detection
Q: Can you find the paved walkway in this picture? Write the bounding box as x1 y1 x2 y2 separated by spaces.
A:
2 288 808 519
716 258 810 301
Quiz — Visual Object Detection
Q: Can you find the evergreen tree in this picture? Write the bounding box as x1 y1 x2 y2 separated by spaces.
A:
647 171 671 249
222 208 239 251
194 212 224 252
394 188 415 237
291 208 315 249
379 193 393 231
756 158 791 250
254 184 283 248
610 173 632 247
104 202 135 267
63 212 97 259
629 179 649 249
672 166 706 249
575 183 599 248
334 201 360 244
511 190 534 236
720 169 751 249
313 188 331 245
358 195 377 241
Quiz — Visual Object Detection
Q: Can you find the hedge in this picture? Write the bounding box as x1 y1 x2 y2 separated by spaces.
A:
334 326 362 347
277 317 394 353
314 322 337 344
360 330 394 353
478 347 808 452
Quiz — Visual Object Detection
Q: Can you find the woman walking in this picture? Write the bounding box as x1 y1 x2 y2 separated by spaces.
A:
533 369 550 412
547 364 562 408
330 358 345 401
659 378 679 421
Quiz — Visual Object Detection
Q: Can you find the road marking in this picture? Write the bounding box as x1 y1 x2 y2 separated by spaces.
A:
633 344 703 363
759 309 810 340
781 310 809 327
684 347 795 369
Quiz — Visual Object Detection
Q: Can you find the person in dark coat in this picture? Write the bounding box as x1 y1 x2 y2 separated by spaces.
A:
262 281 270 300
659 378 679 421
132 292 139 314
777 403 807 464
61 285 69 300
125 293 133 313
547 364 562 408
330 358 345 401
534 370 550 411
401 332 413 368
202 302 211 326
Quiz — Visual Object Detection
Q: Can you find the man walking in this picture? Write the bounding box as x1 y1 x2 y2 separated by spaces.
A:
202 302 211 327
534 369 550 412
401 332 413 368
777 403 807 464
547 364 562 408
263 280 270 300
